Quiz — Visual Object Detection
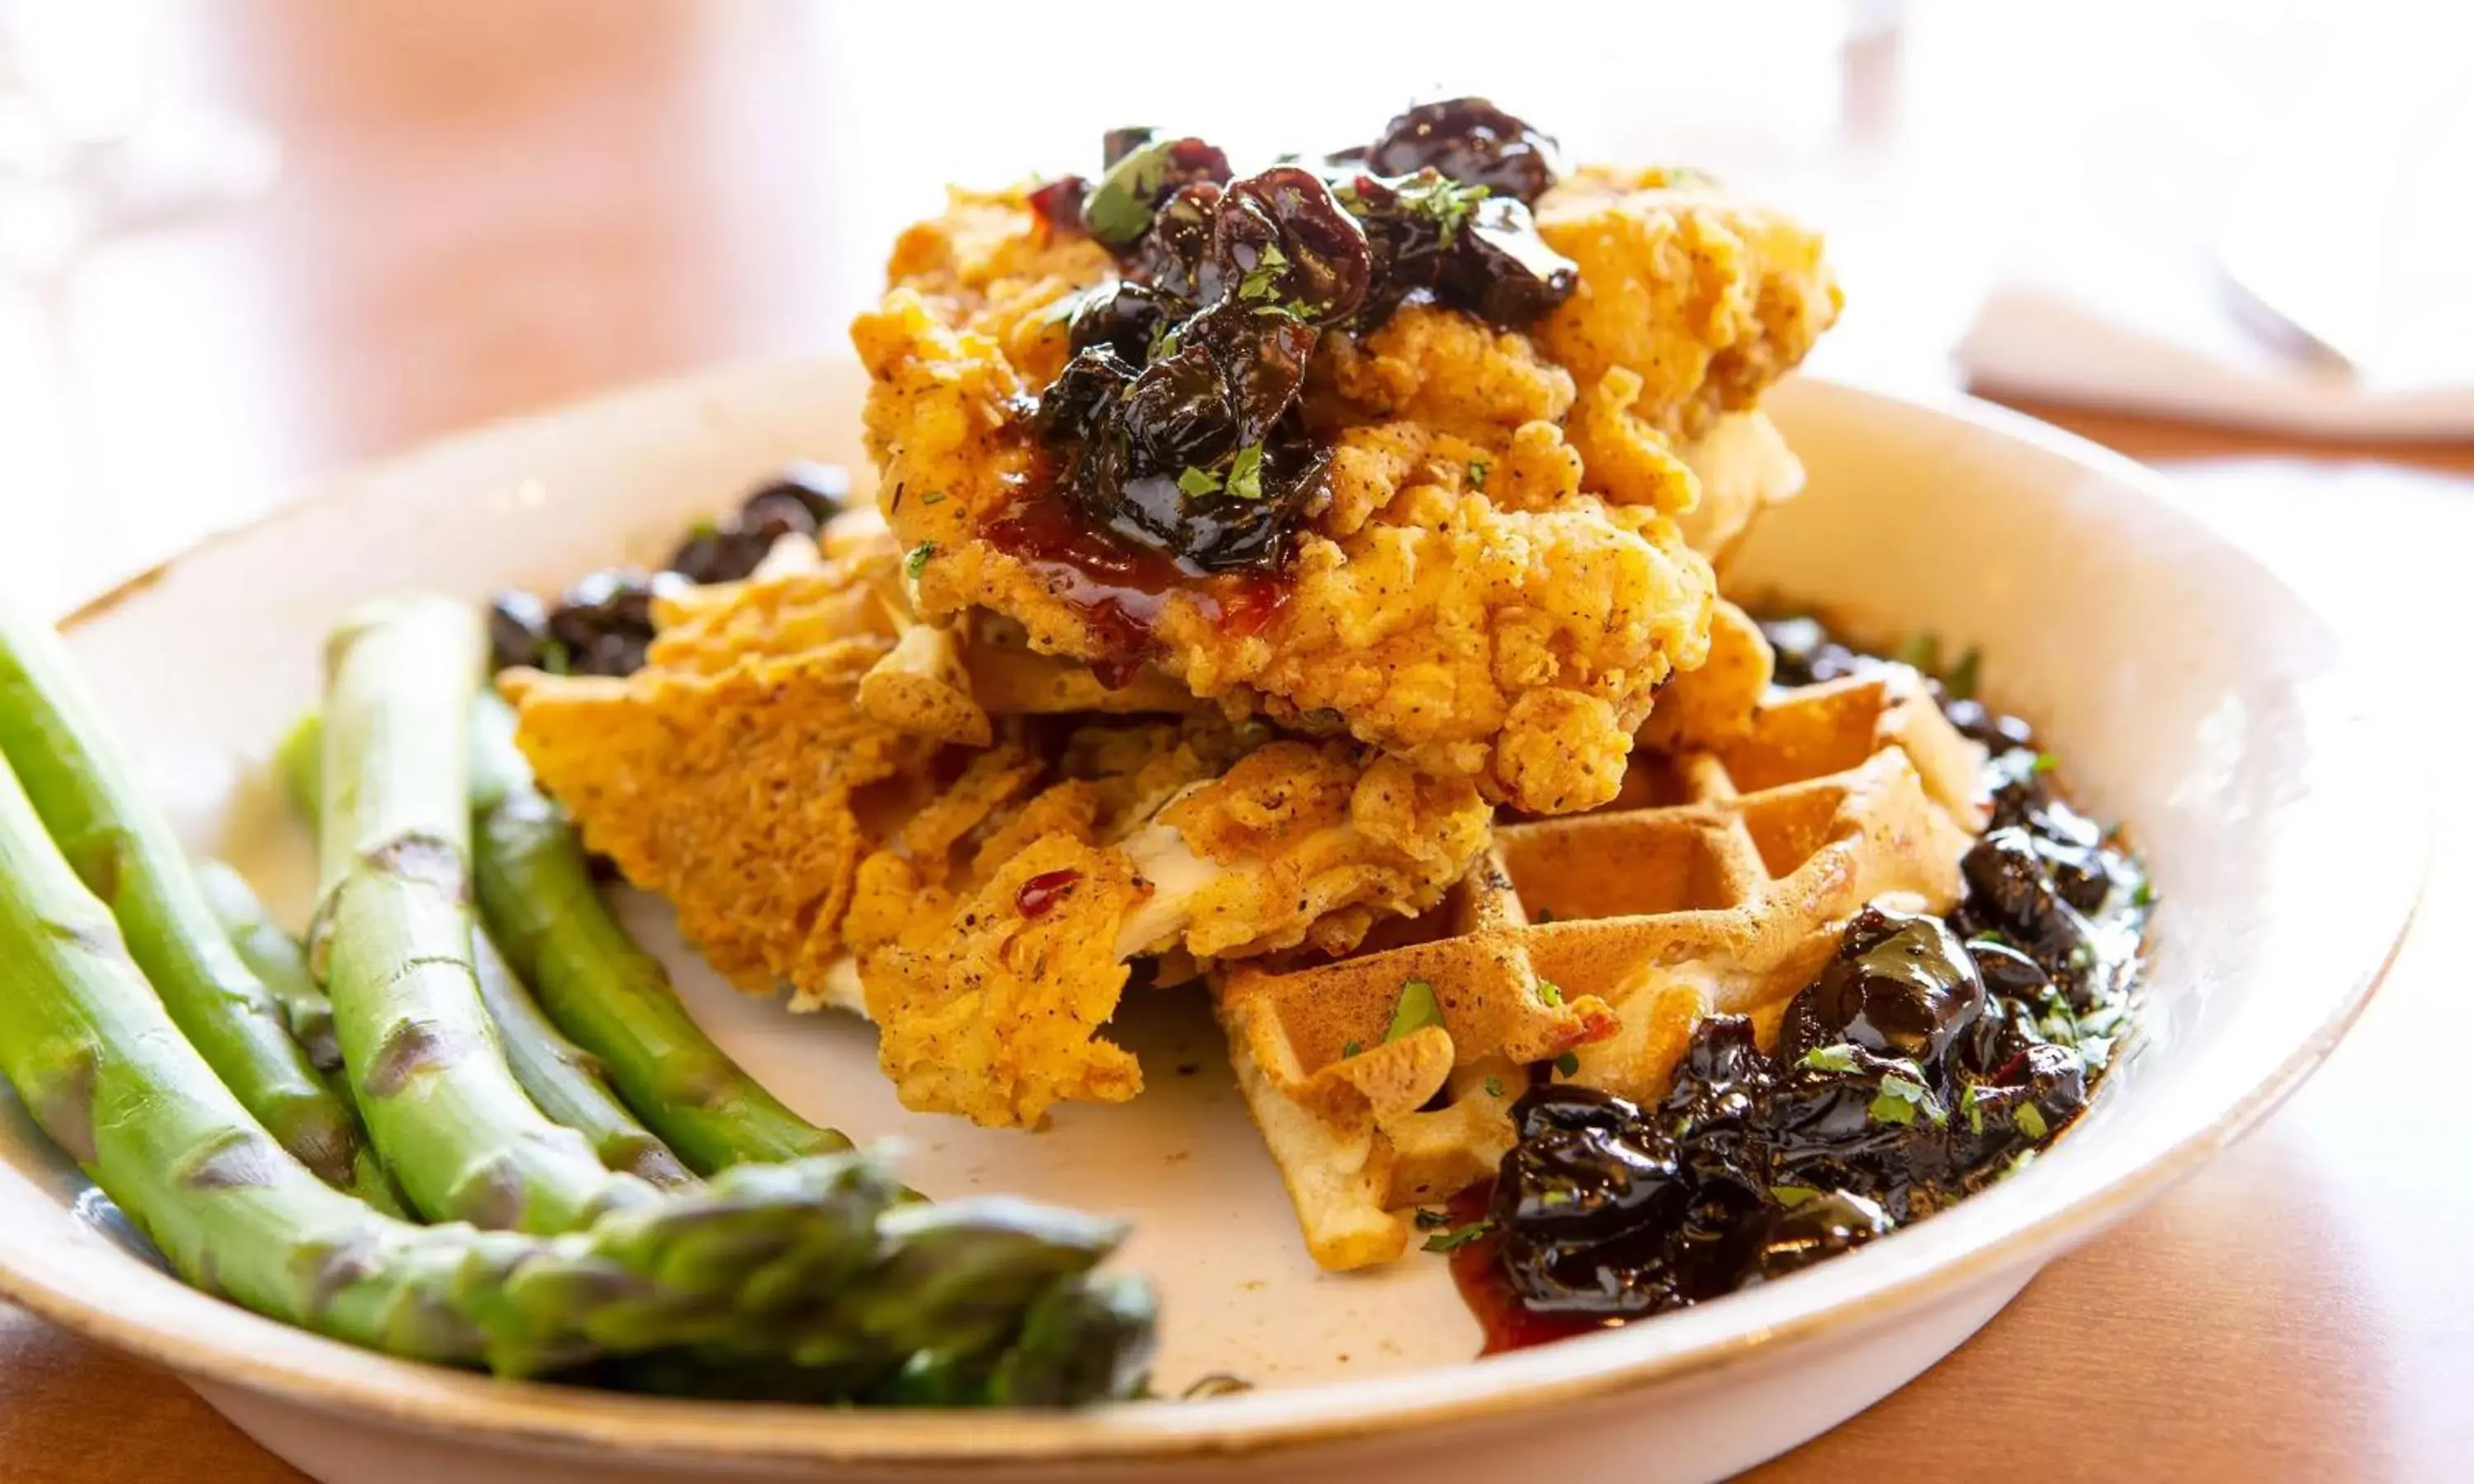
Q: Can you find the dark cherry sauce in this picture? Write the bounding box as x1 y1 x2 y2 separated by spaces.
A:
997 100 1576 613
1015 869 1085 918
1460 621 2152 1352
1440 1186 1602 1355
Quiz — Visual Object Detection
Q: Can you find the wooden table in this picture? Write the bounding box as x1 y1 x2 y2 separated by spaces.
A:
3 4 2469 1479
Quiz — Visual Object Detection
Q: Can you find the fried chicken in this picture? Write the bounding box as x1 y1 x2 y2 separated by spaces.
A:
854 195 1722 818
842 716 1493 1128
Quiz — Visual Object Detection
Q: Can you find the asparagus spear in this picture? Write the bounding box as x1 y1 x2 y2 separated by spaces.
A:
472 923 694 1188
0 604 402 1215
469 691 852 1172
313 595 653 1233
270 732 694 1189
0 731 1154 1386
285 700 850 1173
191 857 346 1090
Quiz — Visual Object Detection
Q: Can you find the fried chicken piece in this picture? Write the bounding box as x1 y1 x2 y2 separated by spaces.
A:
503 637 935 996
1533 166 1842 445
853 218 1719 817
842 717 1493 1128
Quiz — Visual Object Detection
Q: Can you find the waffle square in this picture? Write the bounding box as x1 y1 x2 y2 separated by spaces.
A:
1214 665 1988 1270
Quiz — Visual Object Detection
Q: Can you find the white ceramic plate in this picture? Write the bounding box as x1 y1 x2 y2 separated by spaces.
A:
2 364 2415 1483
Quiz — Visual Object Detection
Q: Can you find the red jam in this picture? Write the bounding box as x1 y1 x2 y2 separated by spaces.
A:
1015 868 1084 918
983 487 1291 688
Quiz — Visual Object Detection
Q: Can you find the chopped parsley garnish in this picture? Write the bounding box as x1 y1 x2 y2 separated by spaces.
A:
1385 979 1444 1043
1177 465 1223 498
688 515 720 539
1341 1038 1362 1059
1533 979 1564 1008
537 638 571 676
1484 1074 1506 1098
1868 1065 1945 1127
1467 458 1490 491
2032 752 2058 773
1421 1217 1493 1254
905 542 935 580
1413 1207 1453 1231
1771 1185 1821 1209
1963 1083 1996 1135
1148 320 1181 361
1084 138 1175 245
2015 1102 2050 1140
1968 929 2010 948
1800 1043 1863 1074
919 489 947 506
2002 1148 2039 1181
1235 243 1291 304
1553 1051 1580 1078
1225 443 1266 501
2130 878 2157 909
1395 173 1490 237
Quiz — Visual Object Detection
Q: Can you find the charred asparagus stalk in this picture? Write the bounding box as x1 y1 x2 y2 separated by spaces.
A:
471 923 694 1188
468 691 851 1172
191 857 347 1094
0 604 402 1215
270 731 694 1190
0 730 1153 1383
284 700 850 1172
313 595 651 1232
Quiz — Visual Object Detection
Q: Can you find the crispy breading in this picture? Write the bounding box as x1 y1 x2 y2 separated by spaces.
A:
1533 166 1842 443
843 717 1493 1129
502 639 935 996
854 264 1719 815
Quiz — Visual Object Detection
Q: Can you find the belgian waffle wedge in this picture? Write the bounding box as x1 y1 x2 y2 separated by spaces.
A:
1214 662 1990 1270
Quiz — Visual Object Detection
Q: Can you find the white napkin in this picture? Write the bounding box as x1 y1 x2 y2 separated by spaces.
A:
1951 16 2474 442
1954 242 2474 443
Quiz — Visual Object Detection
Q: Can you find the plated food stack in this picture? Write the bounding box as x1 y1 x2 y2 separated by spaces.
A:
496 99 2025 1281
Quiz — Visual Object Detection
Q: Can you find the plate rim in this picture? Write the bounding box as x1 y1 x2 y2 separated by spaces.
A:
3 365 2424 1467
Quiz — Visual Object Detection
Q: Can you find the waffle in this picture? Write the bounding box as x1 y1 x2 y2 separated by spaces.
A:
1213 663 1988 1270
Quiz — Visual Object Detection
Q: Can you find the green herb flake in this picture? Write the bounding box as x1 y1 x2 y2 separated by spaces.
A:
1342 1038 1362 1059
1800 1043 1864 1074
1225 443 1266 501
1396 173 1490 237
538 638 572 676
1235 242 1291 303
1968 929 2010 949
1467 458 1490 491
2015 1102 2050 1140
1413 1207 1453 1231
2032 752 2058 773
1868 1068 1945 1127
919 490 947 506
1963 1084 1993 1135
1177 466 1223 498
1083 138 1176 247
1147 320 1182 362
1385 979 1444 1044
689 515 720 540
905 542 935 580
1533 979 1564 1008
1553 1051 1580 1079
1484 1074 1506 1098
1421 1218 1494 1254
2002 1148 2040 1181
1771 1185 1821 1209
2131 878 2157 909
